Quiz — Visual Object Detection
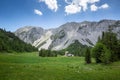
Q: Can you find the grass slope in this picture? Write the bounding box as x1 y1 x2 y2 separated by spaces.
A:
0 52 120 80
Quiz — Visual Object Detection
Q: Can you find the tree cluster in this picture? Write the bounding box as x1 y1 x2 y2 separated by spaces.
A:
0 28 37 53
91 30 120 64
39 49 57 57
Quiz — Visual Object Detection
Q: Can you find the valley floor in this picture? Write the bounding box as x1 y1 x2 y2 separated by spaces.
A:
0 52 120 80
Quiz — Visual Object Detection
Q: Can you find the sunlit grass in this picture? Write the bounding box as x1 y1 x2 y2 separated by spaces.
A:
0 52 120 80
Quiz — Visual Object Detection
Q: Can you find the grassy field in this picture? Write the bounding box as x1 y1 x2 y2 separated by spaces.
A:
0 52 120 80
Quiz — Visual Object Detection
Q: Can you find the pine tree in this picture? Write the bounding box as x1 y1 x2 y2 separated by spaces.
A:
85 48 91 64
100 31 118 61
92 28 119 64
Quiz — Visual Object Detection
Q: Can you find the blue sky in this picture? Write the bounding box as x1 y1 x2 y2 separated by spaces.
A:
0 0 120 31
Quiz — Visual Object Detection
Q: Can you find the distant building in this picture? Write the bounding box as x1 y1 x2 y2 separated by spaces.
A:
64 51 74 57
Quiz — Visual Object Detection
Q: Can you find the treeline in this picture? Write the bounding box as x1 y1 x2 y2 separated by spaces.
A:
0 28 37 53
85 28 120 64
39 49 57 57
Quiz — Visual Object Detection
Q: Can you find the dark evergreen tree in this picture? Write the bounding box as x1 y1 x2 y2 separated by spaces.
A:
100 31 119 61
92 25 120 64
85 48 91 64
118 40 120 59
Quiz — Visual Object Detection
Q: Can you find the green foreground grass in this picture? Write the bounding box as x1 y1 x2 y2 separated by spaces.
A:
0 52 120 80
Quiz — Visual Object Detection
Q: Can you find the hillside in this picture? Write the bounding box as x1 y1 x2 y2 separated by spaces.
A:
0 28 37 52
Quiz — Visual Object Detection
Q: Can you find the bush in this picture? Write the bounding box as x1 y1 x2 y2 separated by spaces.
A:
39 49 57 57
101 49 111 64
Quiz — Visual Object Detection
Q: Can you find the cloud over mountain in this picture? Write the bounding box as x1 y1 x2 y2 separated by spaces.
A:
65 0 109 14
37 0 109 15
65 4 81 15
90 3 109 12
36 0 109 15
39 0 58 12
34 9 43 16
99 3 109 9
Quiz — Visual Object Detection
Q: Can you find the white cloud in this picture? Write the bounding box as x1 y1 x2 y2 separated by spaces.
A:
65 0 100 12
34 9 43 16
64 0 100 14
77 0 88 11
64 0 109 15
39 0 58 12
37 0 109 15
65 4 81 15
90 3 109 12
99 3 109 9
89 0 100 3
90 4 98 11
65 0 72 4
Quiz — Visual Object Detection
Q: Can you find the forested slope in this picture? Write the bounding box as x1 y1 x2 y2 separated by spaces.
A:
0 28 37 53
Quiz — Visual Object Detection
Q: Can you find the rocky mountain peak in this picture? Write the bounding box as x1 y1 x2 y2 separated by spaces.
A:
15 19 120 50
15 26 44 44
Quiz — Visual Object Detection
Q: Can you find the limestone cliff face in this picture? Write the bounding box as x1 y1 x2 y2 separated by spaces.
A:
15 26 44 44
15 20 120 50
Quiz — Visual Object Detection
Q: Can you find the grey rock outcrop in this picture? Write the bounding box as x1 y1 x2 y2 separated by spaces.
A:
15 19 120 50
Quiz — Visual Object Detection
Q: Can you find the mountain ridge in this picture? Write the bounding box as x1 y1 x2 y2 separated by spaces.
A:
15 19 120 51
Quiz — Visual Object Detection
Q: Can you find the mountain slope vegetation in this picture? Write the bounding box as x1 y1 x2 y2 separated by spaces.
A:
63 40 89 56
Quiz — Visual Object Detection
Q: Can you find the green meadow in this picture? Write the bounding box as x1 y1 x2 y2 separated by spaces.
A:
0 52 120 80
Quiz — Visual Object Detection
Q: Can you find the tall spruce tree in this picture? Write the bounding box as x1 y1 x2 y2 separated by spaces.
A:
85 48 91 64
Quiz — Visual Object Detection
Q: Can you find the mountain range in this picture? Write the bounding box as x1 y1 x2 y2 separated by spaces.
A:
15 19 120 51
